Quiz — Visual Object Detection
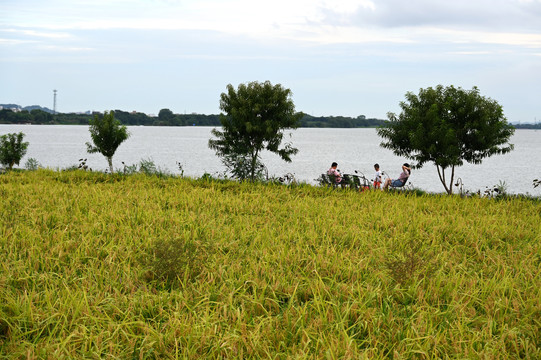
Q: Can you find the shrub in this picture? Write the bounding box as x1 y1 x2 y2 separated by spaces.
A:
0 132 29 170
24 158 40 171
122 158 169 177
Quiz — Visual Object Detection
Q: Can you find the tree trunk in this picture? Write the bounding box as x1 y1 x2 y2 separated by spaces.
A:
436 165 452 195
449 165 456 195
250 149 258 182
107 157 114 174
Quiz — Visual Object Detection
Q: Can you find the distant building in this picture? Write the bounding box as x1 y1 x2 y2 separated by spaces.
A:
0 105 21 112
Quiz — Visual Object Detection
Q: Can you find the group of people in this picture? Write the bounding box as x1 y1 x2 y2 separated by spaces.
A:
327 162 411 190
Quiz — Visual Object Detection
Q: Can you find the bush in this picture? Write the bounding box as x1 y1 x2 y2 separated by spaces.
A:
24 158 40 171
0 132 29 170
122 158 169 177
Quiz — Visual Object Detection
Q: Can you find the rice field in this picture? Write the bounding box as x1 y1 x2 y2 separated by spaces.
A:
1 169 540 359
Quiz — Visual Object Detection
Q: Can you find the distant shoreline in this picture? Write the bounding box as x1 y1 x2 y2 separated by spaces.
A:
1 108 386 128
1 106 538 129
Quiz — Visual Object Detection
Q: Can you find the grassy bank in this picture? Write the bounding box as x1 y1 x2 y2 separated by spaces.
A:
1 170 540 358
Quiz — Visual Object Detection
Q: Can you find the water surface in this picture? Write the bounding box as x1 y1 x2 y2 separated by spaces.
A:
1 125 539 195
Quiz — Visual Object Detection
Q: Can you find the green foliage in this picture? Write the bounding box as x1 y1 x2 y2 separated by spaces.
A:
24 158 40 171
122 158 169 177
86 110 130 173
209 81 301 181
157 108 177 126
1 107 388 128
220 152 267 181
0 132 29 170
378 85 515 194
30 109 53 124
137 158 159 175
300 114 384 128
0 106 387 128
482 180 511 199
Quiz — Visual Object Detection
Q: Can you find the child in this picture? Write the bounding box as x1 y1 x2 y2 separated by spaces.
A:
373 163 382 189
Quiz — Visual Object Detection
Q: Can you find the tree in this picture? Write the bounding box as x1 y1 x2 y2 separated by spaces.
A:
209 81 301 181
0 132 29 170
158 108 179 126
30 109 53 124
86 111 130 173
377 85 514 194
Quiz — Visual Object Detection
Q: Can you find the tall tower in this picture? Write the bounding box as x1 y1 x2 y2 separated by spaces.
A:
53 89 57 115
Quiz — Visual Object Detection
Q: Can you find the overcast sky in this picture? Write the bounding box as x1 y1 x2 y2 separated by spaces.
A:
1 0 540 122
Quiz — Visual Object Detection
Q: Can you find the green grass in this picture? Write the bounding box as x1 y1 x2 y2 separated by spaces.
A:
1 170 540 359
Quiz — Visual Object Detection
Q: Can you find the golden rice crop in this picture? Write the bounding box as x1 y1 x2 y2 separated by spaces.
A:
1 169 540 358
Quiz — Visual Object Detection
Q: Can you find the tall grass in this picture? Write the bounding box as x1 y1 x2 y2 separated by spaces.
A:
1 170 540 358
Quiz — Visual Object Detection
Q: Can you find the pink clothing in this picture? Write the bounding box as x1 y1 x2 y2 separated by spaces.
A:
397 170 409 183
327 168 342 183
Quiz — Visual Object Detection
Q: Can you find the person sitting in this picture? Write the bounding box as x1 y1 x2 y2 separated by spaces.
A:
327 162 342 184
383 163 411 190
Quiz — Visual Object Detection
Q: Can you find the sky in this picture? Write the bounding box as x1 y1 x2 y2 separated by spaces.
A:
1 0 540 122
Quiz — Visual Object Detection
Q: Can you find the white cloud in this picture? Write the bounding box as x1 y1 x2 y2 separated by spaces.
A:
2 28 72 39
1 0 540 122
2 0 540 47
0 38 37 45
37 45 94 52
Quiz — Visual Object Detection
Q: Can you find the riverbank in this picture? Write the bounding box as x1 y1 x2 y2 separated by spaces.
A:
2 125 541 194
1 170 540 358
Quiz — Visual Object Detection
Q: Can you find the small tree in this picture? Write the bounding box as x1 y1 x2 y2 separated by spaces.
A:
0 132 29 170
377 85 514 194
209 81 301 181
86 111 130 173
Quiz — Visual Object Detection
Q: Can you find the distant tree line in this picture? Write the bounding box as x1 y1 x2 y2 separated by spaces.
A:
0 108 387 128
512 123 541 129
299 114 384 128
4 106 536 130
0 109 56 124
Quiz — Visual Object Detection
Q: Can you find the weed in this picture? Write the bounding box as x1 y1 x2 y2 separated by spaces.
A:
121 158 169 177
121 161 138 174
176 161 185 177
138 157 159 175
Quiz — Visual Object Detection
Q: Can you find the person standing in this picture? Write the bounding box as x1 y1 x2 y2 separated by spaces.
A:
373 163 382 189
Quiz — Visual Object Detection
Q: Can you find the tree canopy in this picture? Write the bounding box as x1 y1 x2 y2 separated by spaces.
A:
86 111 130 173
209 81 302 181
377 85 515 194
0 132 29 170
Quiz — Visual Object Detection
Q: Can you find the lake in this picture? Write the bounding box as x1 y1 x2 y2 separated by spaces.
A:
1 124 540 195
